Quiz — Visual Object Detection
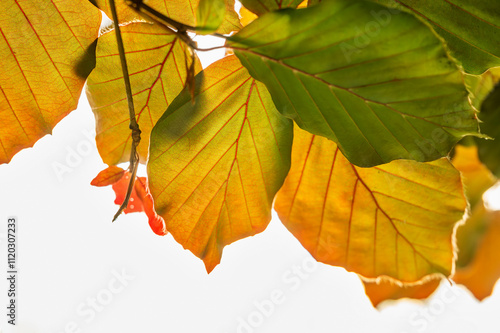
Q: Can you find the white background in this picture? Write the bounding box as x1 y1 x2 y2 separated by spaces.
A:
1 27 500 333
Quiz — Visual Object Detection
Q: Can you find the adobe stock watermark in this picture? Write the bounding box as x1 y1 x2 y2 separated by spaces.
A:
402 283 464 333
340 6 402 63
51 129 96 182
53 268 135 333
235 257 318 333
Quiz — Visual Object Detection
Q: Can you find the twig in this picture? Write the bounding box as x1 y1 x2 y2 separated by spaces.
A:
109 0 142 222
126 0 228 46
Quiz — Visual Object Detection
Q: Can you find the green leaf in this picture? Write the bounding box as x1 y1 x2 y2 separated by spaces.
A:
240 0 304 16
148 56 293 272
475 79 500 177
465 67 500 109
0 0 100 164
86 23 201 165
196 0 226 34
227 0 479 167
373 0 500 74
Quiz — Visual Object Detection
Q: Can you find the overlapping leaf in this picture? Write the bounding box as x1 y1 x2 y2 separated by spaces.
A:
86 22 201 165
240 0 304 16
275 126 466 283
91 166 167 236
373 0 500 74
238 5 258 27
465 67 500 109
93 0 241 34
364 207 500 306
195 0 226 34
361 145 498 306
452 145 495 268
452 145 496 208
0 0 100 164
454 210 500 300
475 79 500 177
227 0 479 167
148 55 293 272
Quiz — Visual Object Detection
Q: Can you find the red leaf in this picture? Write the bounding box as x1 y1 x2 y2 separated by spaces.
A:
91 167 167 236
135 178 168 236
112 173 145 214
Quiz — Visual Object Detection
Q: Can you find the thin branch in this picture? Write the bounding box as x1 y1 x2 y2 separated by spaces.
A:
113 155 139 221
126 0 228 45
109 0 142 222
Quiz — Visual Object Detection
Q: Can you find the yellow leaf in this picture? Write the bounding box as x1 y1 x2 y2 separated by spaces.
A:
275 127 467 283
238 1 306 28
361 206 500 306
238 5 257 27
148 55 293 272
360 144 498 306
94 0 241 35
86 22 201 165
298 0 308 8
0 0 100 164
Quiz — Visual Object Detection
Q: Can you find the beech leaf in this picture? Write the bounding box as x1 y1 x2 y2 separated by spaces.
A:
86 22 201 165
240 0 304 16
0 0 100 164
363 207 500 306
91 166 167 236
90 165 126 187
195 0 226 34
465 67 500 109
93 0 241 35
362 277 441 308
451 145 496 209
360 145 497 306
275 126 467 283
373 0 500 74
474 78 500 177
227 0 479 167
148 55 293 272
454 210 500 301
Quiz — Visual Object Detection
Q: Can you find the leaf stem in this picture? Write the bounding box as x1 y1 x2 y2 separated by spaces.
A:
109 0 142 222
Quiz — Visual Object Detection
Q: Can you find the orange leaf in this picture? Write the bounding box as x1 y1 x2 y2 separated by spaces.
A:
452 145 496 208
134 177 168 236
454 210 500 300
86 22 201 165
148 55 293 272
0 0 100 164
90 166 126 187
275 126 466 283
362 278 441 308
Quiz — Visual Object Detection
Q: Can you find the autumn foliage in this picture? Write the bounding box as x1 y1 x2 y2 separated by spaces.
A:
2 0 500 307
